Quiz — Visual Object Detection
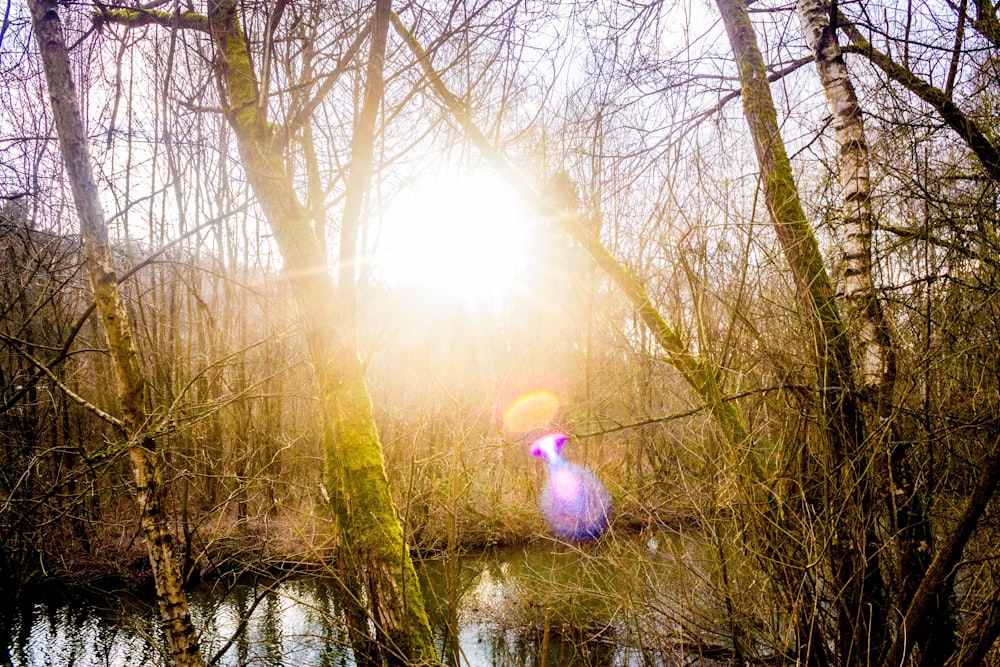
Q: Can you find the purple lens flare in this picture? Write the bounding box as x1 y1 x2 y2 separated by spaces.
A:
527 430 611 540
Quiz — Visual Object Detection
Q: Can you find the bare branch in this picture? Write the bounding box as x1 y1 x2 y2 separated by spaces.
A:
0 332 123 427
840 23 1000 183
882 435 1000 667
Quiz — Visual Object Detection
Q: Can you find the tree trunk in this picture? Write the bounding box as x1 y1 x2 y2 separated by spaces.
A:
797 3 944 662
93 2 438 663
796 0 894 399
210 3 435 662
331 2 438 662
714 0 882 663
26 2 205 665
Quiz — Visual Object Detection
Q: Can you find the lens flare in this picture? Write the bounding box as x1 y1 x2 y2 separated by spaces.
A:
527 429 611 541
549 468 583 502
502 390 561 434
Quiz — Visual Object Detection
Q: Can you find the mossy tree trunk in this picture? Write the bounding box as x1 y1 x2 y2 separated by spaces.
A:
97 1 437 664
714 0 884 664
324 0 438 662
27 2 205 665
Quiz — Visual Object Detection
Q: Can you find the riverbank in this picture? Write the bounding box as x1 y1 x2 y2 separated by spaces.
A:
3 528 725 667
3 488 696 601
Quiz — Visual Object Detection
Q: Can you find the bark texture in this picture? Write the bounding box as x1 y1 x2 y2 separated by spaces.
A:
97 3 437 664
796 0 895 397
797 5 946 664
27 2 205 665
714 0 883 664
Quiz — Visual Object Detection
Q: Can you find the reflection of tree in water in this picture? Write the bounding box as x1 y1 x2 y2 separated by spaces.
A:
312 578 350 667
218 579 355 666
4 535 729 666
501 619 617 667
0 593 160 667
420 547 627 667
233 584 250 666
260 591 283 666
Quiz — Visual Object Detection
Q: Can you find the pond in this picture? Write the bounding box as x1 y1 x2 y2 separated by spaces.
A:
1 532 726 666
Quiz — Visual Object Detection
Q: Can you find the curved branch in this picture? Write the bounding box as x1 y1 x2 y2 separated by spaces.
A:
881 436 1000 667
840 26 1000 184
0 332 123 427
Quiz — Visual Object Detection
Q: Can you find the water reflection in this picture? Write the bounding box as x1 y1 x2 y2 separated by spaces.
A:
0 592 161 666
2 535 700 666
195 577 354 666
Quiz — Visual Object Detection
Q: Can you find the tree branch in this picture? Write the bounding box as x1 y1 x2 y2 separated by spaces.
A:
970 0 1000 49
283 21 371 143
93 5 210 32
0 332 123 427
391 10 754 461
881 434 1000 667
840 24 1000 184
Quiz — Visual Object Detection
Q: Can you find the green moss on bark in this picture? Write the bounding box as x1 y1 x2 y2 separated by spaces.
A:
198 2 438 661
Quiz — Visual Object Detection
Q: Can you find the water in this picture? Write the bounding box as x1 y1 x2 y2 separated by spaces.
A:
1 535 713 666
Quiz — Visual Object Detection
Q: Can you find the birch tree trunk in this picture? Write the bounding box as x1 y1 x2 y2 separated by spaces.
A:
796 0 894 399
26 2 205 666
714 0 884 663
797 4 949 663
96 2 437 663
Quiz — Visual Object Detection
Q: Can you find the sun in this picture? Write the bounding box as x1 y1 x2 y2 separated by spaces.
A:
374 169 533 301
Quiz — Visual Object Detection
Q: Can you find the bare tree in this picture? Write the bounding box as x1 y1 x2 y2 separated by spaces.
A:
25 0 205 664
95 1 437 662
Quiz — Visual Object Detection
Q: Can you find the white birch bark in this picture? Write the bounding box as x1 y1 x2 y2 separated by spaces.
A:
797 0 895 399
